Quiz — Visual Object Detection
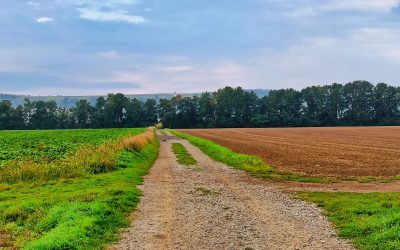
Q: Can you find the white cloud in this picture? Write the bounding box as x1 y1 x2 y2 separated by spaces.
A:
159 66 194 73
75 70 147 84
322 0 400 12
36 17 53 23
271 0 400 20
55 0 145 24
27 1 43 10
96 51 122 60
78 9 145 24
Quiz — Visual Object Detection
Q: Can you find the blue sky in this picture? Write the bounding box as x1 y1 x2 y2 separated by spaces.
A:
1 0 400 95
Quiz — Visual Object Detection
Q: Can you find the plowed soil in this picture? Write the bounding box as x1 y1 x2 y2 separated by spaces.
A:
179 127 400 177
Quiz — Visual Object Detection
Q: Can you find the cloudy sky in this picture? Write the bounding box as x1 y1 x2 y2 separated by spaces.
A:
1 0 400 95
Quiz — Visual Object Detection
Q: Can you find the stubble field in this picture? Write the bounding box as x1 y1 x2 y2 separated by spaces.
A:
180 127 400 178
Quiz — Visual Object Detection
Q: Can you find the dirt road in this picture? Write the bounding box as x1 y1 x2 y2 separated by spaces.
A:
111 132 353 250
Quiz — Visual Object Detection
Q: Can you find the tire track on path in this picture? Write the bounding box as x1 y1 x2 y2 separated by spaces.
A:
111 133 354 250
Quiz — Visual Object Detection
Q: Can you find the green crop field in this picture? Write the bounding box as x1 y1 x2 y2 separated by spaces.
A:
0 128 159 249
0 129 142 166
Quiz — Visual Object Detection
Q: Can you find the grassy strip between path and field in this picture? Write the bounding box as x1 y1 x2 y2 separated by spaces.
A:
172 143 197 166
170 130 325 183
299 192 400 250
0 139 159 249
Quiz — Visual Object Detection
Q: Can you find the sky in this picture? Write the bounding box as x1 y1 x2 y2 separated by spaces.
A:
1 0 400 95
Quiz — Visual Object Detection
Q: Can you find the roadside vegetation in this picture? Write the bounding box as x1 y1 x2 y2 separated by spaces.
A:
300 192 400 250
0 128 159 249
171 130 324 183
172 143 197 166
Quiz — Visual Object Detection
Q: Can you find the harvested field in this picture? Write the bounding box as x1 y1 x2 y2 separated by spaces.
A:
179 127 400 178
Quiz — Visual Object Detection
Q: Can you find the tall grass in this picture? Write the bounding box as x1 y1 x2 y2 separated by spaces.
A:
120 128 156 152
0 128 156 183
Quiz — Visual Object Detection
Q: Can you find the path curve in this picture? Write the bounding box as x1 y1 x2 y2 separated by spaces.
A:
111 133 354 250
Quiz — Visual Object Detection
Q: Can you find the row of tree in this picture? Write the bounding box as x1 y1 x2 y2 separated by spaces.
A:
1 81 400 130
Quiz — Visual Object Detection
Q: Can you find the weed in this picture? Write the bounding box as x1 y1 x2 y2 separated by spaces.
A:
171 143 197 166
195 187 220 196
299 192 400 249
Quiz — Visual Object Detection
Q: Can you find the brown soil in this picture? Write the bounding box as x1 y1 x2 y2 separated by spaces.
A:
180 127 400 178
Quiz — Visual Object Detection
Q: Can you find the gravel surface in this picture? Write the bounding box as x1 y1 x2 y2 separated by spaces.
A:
111 133 354 250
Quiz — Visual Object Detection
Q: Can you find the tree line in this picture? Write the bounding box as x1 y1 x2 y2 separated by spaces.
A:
1 81 400 130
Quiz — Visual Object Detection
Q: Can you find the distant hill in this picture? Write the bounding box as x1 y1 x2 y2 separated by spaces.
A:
250 89 270 98
0 89 269 108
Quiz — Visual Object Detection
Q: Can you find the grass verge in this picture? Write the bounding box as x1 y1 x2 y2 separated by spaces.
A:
171 143 197 166
299 192 400 249
0 139 159 249
170 130 325 183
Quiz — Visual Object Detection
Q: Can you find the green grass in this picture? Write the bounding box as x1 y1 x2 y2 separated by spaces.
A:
299 192 400 250
0 140 159 249
170 130 325 183
171 143 197 166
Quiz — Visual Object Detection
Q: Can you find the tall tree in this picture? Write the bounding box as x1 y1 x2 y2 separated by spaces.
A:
343 81 375 125
30 100 58 129
0 100 13 129
176 97 199 128
373 83 400 124
92 97 107 128
71 99 94 128
104 93 130 127
157 98 177 128
125 98 145 127
198 92 216 127
143 99 158 126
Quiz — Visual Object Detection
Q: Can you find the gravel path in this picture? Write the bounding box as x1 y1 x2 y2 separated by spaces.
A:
111 133 354 250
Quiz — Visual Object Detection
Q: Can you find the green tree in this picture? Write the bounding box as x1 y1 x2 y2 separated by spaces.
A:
373 83 400 125
157 98 177 128
198 92 216 127
143 99 158 126
104 93 130 127
343 81 375 125
176 97 199 128
0 100 12 129
71 99 94 128
92 97 107 128
325 83 345 125
125 98 145 127
30 100 58 129
264 89 302 127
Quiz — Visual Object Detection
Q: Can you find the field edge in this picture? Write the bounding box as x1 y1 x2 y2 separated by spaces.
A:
170 130 326 183
0 133 160 250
